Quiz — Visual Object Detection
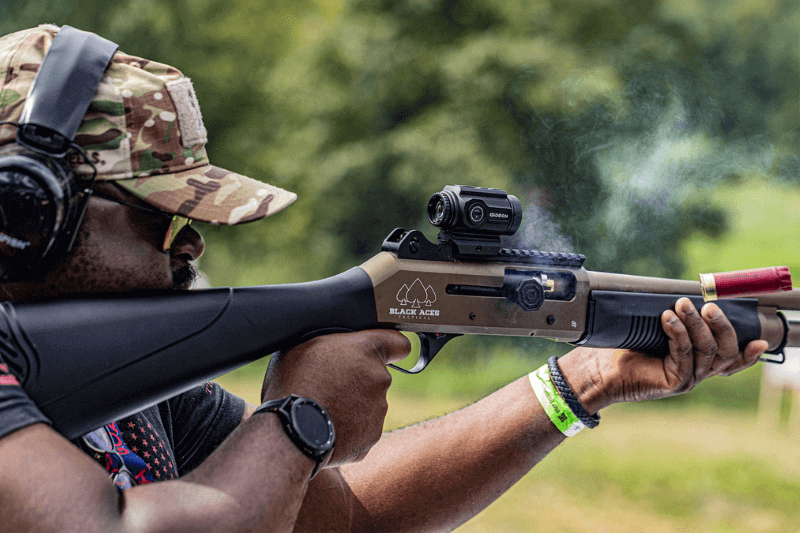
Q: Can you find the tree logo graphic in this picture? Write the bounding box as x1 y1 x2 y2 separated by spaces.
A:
396 278 437 308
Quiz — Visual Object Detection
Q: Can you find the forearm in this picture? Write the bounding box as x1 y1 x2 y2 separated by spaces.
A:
297 376 571 532
294 348 610 533
126 412 314 532
345 377 562 532
0 414 315 533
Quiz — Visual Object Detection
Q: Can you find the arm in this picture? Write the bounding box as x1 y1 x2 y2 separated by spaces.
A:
0 331 410 533
0 416 313 533
290 298 769 533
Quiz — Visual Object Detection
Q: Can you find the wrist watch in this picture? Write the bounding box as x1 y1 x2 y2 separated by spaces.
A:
254 395 335 479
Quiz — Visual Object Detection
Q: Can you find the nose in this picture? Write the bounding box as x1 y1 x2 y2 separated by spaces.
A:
170 224 205 261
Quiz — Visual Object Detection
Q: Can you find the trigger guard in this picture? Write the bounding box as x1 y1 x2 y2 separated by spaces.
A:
389 333 461 374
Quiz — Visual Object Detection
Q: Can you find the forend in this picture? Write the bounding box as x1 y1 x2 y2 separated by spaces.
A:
382 185 586 267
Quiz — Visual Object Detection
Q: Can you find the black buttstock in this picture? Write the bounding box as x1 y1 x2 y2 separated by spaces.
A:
1 267 378 439
579 291 760 354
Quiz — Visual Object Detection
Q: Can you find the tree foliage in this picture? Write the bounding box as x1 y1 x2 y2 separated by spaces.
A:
258 0 798 283
2 0 797 286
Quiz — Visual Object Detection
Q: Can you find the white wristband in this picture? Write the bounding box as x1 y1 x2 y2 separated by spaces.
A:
529 364 586 437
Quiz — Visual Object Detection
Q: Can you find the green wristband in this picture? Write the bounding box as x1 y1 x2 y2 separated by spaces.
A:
529 363 586 437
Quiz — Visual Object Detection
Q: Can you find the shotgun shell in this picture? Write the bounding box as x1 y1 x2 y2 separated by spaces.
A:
700 266 793 301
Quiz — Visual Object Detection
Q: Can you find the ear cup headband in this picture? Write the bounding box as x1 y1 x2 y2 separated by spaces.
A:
0 26 118 281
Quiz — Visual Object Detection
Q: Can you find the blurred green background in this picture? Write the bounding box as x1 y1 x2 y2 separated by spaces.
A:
3 1 798 530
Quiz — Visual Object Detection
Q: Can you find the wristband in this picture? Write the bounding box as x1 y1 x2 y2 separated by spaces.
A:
528 363 585 437
547 356 600 429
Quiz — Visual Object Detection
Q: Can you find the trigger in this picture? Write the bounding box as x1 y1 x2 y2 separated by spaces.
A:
389 333 461 374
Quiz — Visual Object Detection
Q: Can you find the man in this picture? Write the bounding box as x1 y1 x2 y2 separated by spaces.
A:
0 25 769 532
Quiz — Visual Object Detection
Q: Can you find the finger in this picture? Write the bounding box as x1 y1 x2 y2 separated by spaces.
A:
359 330 412 365
661 308 694 390
701 303 739 375
676 297 718 380
718 340 769 376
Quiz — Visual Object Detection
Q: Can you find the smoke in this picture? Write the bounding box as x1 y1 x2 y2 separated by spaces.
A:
504 58 791 275
594 97 774 242
514 202 575 253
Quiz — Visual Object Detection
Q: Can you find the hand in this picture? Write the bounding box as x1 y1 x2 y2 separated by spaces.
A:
261 330 410 466
559 297 769 412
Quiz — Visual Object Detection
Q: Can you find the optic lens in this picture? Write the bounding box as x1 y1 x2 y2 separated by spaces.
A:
427 192 454 228
434 201 445 223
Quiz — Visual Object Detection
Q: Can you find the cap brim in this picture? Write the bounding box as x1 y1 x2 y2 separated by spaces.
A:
114 164 297 225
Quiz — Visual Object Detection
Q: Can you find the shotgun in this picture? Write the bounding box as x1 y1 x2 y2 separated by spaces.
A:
1 185 798 439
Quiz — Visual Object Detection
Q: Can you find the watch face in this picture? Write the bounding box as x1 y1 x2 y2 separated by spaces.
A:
292 400 333 451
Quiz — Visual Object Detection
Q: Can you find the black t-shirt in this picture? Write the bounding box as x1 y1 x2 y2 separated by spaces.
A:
79 382 245 484
1 352 244 485
0 359 51 439
1 305 245 487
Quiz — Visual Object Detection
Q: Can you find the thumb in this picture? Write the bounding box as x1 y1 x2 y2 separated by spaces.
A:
361 330 411 365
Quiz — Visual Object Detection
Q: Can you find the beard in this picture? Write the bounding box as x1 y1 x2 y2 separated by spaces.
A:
172 262 200 290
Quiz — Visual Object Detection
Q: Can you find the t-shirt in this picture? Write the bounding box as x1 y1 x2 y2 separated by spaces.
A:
0 304 245 486
1 346 244 486
0 359 51 439
0 305 52 439
78 382 245 484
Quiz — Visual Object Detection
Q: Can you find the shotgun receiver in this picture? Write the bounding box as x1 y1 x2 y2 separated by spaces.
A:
1 185 798 439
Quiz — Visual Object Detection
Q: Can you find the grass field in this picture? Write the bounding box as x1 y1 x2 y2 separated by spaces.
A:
216 178 800 532
216 372 800 533
393 397 800 533
682 177 800 282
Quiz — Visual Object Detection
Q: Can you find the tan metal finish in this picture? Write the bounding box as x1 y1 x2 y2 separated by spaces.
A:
360 252 590 342
589 271 800 310
588 271 702 294
788 322 800 349
747 289 800 309
783 311 800 352
759 308 788 351
361 253 800 349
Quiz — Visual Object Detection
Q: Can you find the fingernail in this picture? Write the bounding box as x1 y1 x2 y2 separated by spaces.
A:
665 311 677 324
757 341 769 357
681 300 695 314
706 305 720 320
749 341 769 359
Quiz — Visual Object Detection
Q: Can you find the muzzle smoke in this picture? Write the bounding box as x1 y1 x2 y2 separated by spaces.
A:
504 59 792 275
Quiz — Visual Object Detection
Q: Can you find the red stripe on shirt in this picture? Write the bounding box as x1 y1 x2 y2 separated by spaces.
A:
0 375 20 386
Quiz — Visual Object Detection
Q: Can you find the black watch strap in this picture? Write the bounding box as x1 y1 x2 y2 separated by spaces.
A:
254 395 335 479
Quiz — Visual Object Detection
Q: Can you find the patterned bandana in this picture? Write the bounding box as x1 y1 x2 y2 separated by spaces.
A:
0 25 297 225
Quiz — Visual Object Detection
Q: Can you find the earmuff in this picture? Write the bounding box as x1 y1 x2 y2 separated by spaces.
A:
0 26 118 281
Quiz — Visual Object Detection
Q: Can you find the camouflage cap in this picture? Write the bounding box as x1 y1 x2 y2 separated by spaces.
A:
0 25 296 225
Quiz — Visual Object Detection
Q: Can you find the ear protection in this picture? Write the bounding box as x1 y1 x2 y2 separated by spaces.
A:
0 26 118 281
